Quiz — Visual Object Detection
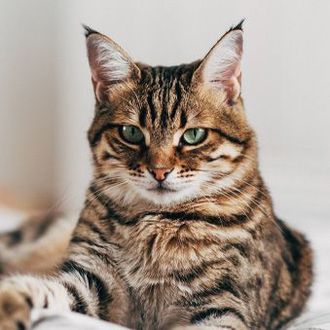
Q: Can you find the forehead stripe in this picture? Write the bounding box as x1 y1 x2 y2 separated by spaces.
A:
139 107 147 127
160 71 170 128
170 80 182 120
180 110 187 128
147 93 157 123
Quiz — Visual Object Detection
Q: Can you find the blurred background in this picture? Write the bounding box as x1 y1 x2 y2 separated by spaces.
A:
0 0 329 312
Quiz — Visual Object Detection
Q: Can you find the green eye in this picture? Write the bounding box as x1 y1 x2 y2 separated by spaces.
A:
120 125 144 144
182 128 207 145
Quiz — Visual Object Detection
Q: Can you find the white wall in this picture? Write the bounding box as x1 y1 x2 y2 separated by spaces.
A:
0 0 59 208
1 0 329 216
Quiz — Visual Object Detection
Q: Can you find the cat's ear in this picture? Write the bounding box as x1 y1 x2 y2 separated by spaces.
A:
84 25 140 102
194 21 244 104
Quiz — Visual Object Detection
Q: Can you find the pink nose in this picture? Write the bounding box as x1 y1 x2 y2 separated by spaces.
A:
148 168 173 182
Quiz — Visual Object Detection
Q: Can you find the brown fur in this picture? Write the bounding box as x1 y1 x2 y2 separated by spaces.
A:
0 23 312 330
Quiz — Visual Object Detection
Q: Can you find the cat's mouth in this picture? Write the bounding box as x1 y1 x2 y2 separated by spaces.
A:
147 183 177 193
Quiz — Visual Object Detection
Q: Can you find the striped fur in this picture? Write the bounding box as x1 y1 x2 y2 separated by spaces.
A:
0 23 312 330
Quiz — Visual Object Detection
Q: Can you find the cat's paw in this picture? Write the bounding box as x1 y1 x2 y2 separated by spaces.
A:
0 282 32 330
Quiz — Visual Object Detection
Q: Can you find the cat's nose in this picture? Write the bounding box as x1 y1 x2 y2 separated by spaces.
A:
148 167 173 182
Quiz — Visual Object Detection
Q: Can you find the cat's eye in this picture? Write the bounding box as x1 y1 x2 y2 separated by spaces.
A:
120 125 144 144
182 128 207 145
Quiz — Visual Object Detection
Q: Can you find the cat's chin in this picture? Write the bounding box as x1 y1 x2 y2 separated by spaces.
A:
104 181 199 207
136 187 196 206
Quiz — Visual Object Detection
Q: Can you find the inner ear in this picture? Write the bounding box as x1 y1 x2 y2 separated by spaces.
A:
194 23 243 104
84 26 140 102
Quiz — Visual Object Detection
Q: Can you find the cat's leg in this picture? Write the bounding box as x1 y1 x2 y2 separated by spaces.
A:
0 250 128 329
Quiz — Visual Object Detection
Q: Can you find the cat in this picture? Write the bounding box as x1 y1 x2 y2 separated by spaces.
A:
0 21 313 330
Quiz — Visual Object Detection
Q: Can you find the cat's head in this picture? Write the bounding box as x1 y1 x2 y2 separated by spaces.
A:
85 22 256 206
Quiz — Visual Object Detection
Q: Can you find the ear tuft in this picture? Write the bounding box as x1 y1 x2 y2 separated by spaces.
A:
82 24 100 38
229 19 245 32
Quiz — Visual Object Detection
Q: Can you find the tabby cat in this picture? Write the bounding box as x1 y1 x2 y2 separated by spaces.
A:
0 22 313 330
